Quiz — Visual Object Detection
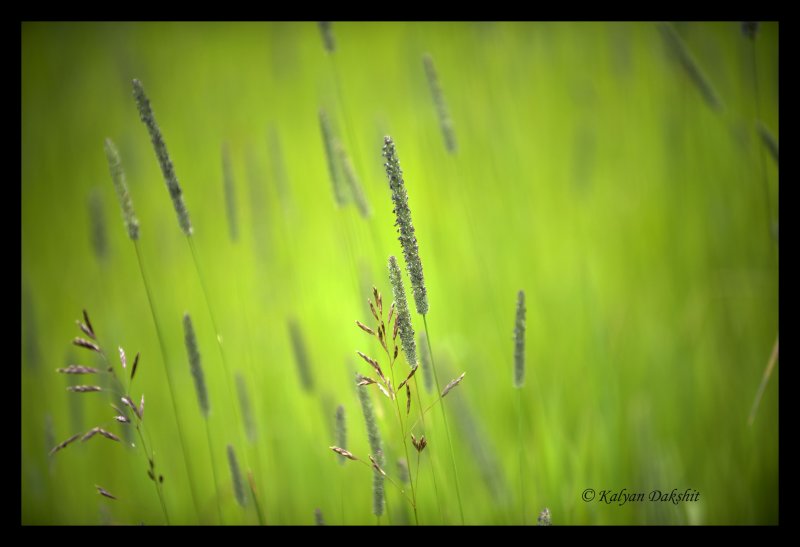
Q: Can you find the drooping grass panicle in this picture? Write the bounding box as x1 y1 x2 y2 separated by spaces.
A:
335 404 347 465
67 385 103 393
288 320 314 392
183 312 209 417
418 332 434 393
422 53 457 154
103 138 139 241
50 433 81 456
221 141 239 242
319 108 349 207
441 372 466 398
388 256 417 366
73 337 100 353
657 23 723 112
236 372 257 443
318 22 335 53
336 139 371 218
57 365 99 374
88 188 108 260
330 446 357 460
227 444 247 507
95 485 117 500
514 290 526 388
756 121 779 165
131 79 193 236
356 381 384 516
383 137 428 315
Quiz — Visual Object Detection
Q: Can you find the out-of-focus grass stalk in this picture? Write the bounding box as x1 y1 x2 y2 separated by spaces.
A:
104 137 202 522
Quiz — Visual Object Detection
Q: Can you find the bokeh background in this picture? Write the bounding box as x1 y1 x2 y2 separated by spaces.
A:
21 21 778 525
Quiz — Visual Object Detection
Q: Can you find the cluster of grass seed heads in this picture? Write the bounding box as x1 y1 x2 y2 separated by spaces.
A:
411 432 428 453
52 311 164 501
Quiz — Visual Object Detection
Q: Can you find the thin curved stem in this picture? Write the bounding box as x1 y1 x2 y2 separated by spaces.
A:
423 314 465 524
516 387 526 525
134 239 202 521
204 417 224 524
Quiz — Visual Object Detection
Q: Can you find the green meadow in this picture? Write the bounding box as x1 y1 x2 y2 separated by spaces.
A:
21 22 778 525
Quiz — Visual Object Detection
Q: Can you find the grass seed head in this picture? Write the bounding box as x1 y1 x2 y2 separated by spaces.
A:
514 290 526 388
103 138 140 241
132 79 193 236
183 313 210 417
383 137 429 315
388 255 418 366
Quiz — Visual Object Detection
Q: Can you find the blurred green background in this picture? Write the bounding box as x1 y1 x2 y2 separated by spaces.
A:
21 22 778 525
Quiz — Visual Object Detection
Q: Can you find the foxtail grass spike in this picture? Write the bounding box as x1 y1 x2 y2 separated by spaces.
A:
221 141 239 242
356 381 384 516
372 448 385 517
423 53 457 154
104 139 140 241
514 290 526 388
757 121 779 165
288 320 314 392
388 256 417 366
319 108 348 207
335 404 347 465
88 189 108 260
336 139 371 218
657 23 723 112
418 332 434 393
236 372 257 443
383 136 428 315
227 444 247 507
132 78 193 236
183 313 209 417
318 22 335 53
